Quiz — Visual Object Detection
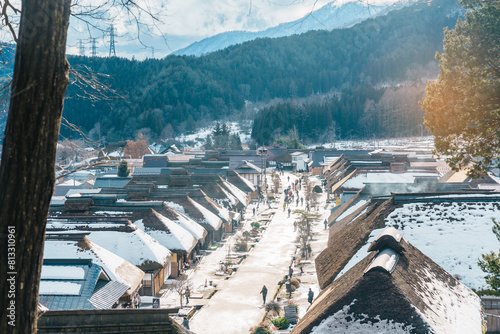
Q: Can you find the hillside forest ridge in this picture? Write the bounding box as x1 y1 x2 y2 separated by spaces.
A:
0 0 460 147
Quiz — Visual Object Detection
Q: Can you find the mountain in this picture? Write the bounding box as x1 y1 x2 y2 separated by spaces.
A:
173 1 408 57
1 0 462 145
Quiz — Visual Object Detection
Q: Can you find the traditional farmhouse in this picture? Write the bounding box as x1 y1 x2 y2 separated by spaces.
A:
42 234 144 309
292 228 484 333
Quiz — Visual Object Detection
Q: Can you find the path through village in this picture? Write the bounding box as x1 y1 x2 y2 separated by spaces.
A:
160 172 335 333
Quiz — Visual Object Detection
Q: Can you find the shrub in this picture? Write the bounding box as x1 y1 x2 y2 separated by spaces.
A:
313 185 323 193
251 222 261 230
265 300 282 316
271 317 290 330
233 235 249 252
117 160 129 177
290 278 301 288
250 323 272 334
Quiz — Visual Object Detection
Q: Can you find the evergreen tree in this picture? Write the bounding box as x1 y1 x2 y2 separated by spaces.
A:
479 220 500 293
421 0 500 177
117 160 130 177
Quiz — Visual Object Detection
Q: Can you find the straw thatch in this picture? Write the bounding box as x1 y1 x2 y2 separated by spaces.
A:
316 198 395 289
292 240 483 333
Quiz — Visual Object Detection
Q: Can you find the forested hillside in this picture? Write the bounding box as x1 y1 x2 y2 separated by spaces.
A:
30 0 462 143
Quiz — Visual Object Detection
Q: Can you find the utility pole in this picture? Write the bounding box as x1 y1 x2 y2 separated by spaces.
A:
90 38 97 57
108 24 116 57
78 39 85 56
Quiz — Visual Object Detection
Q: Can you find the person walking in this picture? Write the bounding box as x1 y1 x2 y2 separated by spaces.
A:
308 288 314 304
253 207 256 216
185 287 191 305
288 207 291 217
260 285 268 304
182 316 190 330
288 265 293 278
133 293 141 308
324 219 328 230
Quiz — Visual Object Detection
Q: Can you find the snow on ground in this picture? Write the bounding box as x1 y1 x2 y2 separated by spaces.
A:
311 136 435 151
41 266 85 280
177 122 252 148
310 300 414 334
156 172 332 334
337 201 500 290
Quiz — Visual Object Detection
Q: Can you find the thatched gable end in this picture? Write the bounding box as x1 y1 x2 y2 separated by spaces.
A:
293 241 483 334
316 198 394 289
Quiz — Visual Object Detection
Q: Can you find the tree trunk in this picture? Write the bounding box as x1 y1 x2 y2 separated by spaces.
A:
0 1 71 333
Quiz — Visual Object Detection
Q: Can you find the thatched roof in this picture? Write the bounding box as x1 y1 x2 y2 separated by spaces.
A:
43 236 144 298
132 209 198 254
316 198 394 289
226 170 257 193
292 239 483 334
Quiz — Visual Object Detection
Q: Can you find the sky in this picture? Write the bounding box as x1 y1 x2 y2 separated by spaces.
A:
1 0 400 59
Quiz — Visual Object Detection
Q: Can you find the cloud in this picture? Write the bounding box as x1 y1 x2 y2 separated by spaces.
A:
2 0 402 59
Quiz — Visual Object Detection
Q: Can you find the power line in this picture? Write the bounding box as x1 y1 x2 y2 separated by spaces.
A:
78 39 85 56
108 24 116 57
90 38 97 57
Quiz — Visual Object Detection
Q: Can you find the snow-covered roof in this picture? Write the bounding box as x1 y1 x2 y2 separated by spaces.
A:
337 201 500 290
335 200 367 222
163 201 187 215
46 224 171 270
296 238 483 334
215 183 238 209
310 301 415 333
41 266 85 280
221 179 249 205
84 227 172 270
43 238 144 296
133 212 197 254
162 204 207 241
188 197 223 230
342 172 438 189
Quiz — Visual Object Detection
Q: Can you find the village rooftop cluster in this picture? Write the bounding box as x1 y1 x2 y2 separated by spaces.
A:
36 139 500 333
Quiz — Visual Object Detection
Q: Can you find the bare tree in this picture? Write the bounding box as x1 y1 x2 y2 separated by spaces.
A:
0 1 163 333
169 275 192 309
295 210 320 259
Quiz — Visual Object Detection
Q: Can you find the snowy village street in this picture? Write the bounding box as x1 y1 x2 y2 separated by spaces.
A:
160 172 333 333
